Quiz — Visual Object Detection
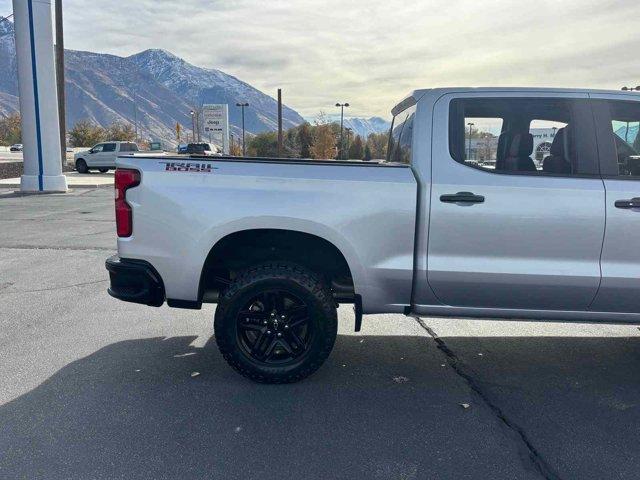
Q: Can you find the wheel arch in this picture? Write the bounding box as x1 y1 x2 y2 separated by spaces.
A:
198 226 364 305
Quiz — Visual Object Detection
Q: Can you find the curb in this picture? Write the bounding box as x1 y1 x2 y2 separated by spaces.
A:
0 183 113 189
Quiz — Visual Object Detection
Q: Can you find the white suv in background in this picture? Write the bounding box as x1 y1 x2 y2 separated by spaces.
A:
74 141 139 173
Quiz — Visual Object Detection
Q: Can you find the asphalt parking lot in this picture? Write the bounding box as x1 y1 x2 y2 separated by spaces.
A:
2 187 640 480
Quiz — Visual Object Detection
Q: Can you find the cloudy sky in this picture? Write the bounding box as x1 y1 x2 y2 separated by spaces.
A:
1 0 638 118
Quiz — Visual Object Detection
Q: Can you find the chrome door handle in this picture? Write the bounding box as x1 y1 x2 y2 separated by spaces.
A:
615 198 640 209
440 192 485 204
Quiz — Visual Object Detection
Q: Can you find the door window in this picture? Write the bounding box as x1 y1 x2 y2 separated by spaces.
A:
103 143 117 152
607 101 640 176
449 98 598 176
529 120 567 166
91 144 104 153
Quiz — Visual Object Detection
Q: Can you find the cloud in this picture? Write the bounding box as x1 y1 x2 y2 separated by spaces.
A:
2 0 638 118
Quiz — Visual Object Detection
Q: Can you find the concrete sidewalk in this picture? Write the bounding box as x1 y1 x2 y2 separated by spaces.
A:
0 171 114 189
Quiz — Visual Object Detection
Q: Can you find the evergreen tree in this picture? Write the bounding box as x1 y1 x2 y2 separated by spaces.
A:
283 127 301 158
247 131 278 157
363 144 372 161
348 135 364 160
366 132 388 159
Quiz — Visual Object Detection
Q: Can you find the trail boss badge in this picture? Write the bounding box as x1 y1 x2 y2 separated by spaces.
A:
159 161 218 173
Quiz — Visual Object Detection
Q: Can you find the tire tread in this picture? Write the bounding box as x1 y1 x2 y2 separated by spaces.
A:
214 262 337 383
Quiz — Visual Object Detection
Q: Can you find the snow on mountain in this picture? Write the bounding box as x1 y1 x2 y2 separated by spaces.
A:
0 19 304 145
342 117 391 138
0 19 18 98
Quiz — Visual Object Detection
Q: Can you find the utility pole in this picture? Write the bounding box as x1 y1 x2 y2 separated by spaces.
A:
236 102 249 156
197 107 202 142
335 102 349 159
277 89 283 157
55 0 66 168
467 122 474 160
190 110 195 142
133 88 138 142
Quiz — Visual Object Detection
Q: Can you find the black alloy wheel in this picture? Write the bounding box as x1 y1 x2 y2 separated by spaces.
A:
236 289 314 364
215 263 337 383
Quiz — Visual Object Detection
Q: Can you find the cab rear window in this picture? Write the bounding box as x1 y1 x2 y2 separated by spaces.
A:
387 105 416 164
120 143 139 152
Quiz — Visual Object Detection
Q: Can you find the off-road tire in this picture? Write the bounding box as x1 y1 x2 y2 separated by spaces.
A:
214 262 337 383
75 158 88 173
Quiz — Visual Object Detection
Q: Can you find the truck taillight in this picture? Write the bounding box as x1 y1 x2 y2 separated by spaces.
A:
114 168 140 237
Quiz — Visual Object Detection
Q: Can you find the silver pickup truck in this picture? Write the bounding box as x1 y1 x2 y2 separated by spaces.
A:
106 87 640 383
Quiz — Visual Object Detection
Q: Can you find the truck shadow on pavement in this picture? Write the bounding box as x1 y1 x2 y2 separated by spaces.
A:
2 334 640 480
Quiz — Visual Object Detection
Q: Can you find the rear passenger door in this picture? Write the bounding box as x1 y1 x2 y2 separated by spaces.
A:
101 142 118 167
590 96 640 312
427 93 605 311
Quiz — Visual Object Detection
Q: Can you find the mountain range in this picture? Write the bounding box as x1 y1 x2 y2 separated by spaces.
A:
0 19 389 146
342 117 391 138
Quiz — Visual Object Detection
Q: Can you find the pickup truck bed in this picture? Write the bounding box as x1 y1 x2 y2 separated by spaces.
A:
114 155 417 314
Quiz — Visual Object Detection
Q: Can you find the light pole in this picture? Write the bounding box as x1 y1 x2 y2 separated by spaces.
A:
133 88 138 142
345 127 352 159
335 102 349 159
236 102 249 156
190 110 195 142
467 122 474 160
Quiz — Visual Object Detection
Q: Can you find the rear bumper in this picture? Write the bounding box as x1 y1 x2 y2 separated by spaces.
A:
105 255 165 307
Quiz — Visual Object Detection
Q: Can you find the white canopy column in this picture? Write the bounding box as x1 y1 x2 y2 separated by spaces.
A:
13 0 67 192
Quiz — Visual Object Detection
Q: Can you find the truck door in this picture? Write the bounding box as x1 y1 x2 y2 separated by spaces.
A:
590 97 640 312
85 143 103 167
101 142 117 167
427 93 605 310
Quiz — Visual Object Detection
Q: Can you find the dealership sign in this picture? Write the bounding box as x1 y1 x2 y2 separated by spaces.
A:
202 104 230 154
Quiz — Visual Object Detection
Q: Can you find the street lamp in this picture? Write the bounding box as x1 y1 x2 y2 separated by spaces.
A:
622 86 640 91
236 102 249 156
190 110 195 142
467 122 474 160
336 102 349 159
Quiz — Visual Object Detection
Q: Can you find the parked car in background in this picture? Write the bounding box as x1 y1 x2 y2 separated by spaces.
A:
9 143 23 152
74 141 139 173
184 143 220 155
